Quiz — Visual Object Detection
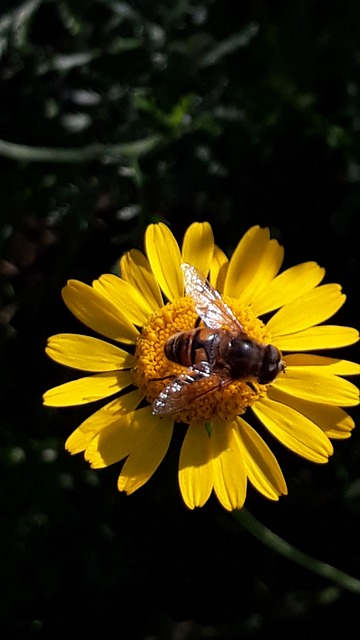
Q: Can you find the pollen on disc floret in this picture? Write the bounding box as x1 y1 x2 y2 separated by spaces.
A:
133 295 274 423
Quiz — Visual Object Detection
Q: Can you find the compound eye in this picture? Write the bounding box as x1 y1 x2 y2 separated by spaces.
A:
259 345 283 384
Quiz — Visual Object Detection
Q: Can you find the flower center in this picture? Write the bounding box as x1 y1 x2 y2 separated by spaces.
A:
133 296 274 423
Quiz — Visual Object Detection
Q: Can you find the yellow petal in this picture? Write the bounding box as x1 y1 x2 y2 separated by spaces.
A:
252 396 333 463
65 390 144 454
268 386 355 440
145 223 183 300
250 262 325 316
274 368 359 406
234 238 284 307
250 238 284 294
79 389 144 432
62 280 139 344
311 416 354 440
210 245 228 292
43 371 132 407
267 284 345 336
178 421 213 509
224 226 271 300
181 222 214 276
235 417 287 500
84 406 158 468
65 426 94 455
93 274 153 326
274 325 359 351
117 415 174 494
284 353 360 376
46 334 134 371
79 389 144 435
210 420 247 511
120 249 163 310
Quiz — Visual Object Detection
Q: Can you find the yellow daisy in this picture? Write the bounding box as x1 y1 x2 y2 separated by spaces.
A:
43 222 360 510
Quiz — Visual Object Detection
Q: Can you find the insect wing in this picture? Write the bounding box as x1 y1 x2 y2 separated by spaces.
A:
152 365 221 415
181 263 243 332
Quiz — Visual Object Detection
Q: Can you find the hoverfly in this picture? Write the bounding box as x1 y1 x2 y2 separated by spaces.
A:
152 263 285 415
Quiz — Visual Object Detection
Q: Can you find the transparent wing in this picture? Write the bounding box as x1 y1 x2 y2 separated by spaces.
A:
181 263 243 331
152 364 222 415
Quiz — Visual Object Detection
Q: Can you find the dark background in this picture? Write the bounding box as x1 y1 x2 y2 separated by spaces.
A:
1 1 360 638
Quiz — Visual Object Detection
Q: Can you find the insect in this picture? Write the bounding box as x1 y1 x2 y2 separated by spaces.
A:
152 263 285 415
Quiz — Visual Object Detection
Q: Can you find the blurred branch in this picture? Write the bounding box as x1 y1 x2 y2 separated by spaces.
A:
0 0 42 57
0 136 162 163
235 509 360 595
196 23 259 68
36 38 143 74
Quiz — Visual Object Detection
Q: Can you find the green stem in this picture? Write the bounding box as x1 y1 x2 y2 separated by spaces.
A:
0 136 162 164
234 508 360 595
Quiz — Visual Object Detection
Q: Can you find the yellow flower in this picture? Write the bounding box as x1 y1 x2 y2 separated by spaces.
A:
43 223 360 510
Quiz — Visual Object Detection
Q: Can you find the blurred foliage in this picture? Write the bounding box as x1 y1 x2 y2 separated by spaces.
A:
0 0 360 638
